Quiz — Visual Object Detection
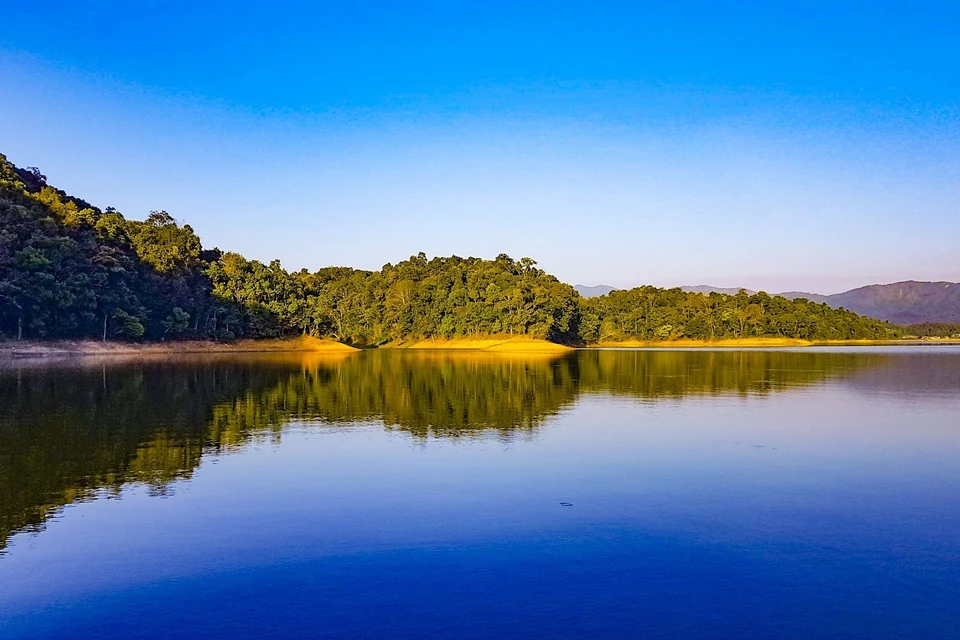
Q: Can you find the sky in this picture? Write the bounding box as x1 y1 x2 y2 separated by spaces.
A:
1 1 958 294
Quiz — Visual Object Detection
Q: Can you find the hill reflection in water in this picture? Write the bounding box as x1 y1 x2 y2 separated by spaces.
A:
1 348 954 550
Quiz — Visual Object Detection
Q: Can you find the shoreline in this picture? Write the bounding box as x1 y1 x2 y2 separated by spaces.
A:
4 336 958 359
0 335 571 358
0 336 359 359
377 336 573 353
588 337 960 348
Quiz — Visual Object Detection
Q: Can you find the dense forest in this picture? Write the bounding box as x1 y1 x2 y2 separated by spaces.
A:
0 153 900 344
579 287 899 342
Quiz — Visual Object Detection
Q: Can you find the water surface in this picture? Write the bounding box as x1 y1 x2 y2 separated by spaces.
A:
1 348 959 638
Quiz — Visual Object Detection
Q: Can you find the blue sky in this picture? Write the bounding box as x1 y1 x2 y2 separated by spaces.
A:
1 1 958 293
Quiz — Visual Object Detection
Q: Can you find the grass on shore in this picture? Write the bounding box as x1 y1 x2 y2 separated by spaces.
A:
379 336 573 353
591 337 813 348
589 337 960 348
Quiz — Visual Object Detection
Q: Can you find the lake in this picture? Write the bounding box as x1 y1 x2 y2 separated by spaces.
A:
1 347 959 638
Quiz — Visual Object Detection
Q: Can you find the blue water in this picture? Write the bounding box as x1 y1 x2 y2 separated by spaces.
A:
1 348 958 638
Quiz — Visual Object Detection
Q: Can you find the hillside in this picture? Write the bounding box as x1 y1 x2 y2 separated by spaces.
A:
825 281 960 325
677 283 958 324
774 282 959 323
578 287 898 343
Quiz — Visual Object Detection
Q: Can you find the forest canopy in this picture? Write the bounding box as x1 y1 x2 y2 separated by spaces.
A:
0 154 901 344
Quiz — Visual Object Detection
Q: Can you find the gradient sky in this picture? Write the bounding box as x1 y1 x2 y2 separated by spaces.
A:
1 1 958 293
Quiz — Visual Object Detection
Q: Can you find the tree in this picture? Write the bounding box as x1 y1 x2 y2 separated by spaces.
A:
0 153 903 345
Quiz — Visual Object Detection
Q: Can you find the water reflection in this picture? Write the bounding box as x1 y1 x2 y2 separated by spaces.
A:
1 348 957 551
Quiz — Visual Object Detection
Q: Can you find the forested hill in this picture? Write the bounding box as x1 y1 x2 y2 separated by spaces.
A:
577 287 897 342
0 154 899 344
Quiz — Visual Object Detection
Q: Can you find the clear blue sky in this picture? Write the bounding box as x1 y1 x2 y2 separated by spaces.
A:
1 1 957 293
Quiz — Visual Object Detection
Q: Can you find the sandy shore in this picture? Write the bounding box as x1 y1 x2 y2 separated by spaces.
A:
589 337 960 348
379 336 574 353
592 338 813 348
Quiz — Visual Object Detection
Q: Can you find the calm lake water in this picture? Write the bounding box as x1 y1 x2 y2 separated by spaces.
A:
1 347 959 639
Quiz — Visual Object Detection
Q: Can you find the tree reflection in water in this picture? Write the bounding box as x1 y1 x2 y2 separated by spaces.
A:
1 348 927 550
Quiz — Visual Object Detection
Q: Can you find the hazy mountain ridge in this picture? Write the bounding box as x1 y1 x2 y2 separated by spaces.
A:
574 285 617 298
826 281 960 325
774 282 959 324
681 285 755 296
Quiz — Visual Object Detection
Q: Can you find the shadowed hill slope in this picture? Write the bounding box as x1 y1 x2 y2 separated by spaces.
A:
825 281 960 324
683 283 958 324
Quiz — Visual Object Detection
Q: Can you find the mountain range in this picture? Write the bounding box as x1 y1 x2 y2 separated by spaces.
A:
574 281 960 325
572 285 617 298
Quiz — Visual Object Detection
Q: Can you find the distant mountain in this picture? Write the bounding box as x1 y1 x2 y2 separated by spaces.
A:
775 291 830 303
709 282 959 324
575 285 617 298
681 285 755 296
822 281 960 325
714 282 959 324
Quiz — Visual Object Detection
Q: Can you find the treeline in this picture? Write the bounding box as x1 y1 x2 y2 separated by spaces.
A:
0 154 899 344
208 251 580 344
0 156 221 340
906 323 960 338
579 287 899 342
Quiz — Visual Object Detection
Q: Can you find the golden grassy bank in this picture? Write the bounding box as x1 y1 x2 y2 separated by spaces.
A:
591 338 814 348
380 336 573 353
590 337 960 348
